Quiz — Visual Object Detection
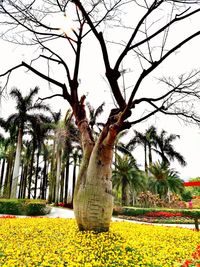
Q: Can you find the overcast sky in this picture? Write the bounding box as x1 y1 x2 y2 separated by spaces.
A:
0 2 200 181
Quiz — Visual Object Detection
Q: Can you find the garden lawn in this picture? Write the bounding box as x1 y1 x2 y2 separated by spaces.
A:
0 218 199 267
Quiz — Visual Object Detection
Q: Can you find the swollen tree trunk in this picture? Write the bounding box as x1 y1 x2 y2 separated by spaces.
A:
10 127 23 198
73 119 117 232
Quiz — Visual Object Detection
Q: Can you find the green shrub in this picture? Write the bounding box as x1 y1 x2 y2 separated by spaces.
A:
25 202 51 216
113 206 200 219
0 199 51 216
0 199 25 215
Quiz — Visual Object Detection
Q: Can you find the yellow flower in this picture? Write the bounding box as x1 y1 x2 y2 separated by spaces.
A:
0 218 199 266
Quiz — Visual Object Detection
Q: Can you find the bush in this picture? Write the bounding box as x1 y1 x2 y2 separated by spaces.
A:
137 191 166 208
25 202 51 216
0 199 51 216
0 199 25 215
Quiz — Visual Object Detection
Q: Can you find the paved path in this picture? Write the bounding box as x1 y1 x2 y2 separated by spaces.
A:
1 207 196 230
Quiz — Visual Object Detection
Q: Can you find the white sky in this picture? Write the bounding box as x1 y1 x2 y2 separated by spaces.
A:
0 2 200 181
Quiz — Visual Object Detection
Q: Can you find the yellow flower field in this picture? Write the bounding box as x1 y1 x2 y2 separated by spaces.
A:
0 218 199 267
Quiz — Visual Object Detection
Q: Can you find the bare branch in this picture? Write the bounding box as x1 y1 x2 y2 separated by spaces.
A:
37 94 64 102
114 0 163 71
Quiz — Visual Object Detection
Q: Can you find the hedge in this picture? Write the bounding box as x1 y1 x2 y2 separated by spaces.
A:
113 206 200 230
0 199 51 216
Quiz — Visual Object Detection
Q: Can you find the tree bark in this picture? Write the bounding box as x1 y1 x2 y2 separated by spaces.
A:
73 119 117 232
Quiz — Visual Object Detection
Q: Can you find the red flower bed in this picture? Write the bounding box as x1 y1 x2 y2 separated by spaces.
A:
57 202 65 207
145 211 183 218
0 215 16 219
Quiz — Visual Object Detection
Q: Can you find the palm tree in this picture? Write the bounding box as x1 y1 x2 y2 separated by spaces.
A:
153 130 186 167
148 161 184 200
47 110 62 203
7 86 50 198
112 154 146 206
0 119 18 198
86 102 105 137
30 116 53 199
129 126 157 173
71 146 82 205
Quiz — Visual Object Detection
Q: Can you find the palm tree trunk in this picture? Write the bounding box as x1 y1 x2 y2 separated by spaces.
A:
34 148 40 199
121 177 129 206
55 148 62 204
0 158 6 196
28 144 35 199
64 156 70 205
144 142 148 174
4 150 14 198
18 161 24 198
148 144 153 168
41 159 48 199
22 165 28 198
10 127 23 198
59 164 65 203
48 141 56 203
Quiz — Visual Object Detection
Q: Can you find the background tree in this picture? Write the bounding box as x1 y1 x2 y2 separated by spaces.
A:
153 129 186 167
148 161 184 200
112 154 146 206
0 119 18 198
129 126 157 173
6 87 50 198
1 1 200 231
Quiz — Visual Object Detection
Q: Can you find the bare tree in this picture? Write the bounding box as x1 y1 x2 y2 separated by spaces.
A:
0 0 200 231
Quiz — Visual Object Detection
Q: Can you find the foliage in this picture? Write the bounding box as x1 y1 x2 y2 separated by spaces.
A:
25 202 51 216
0 199 50 216
148 161 184 199
112 154 146 205
0 199 24 215
182 191 193 202
0 218 200 266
